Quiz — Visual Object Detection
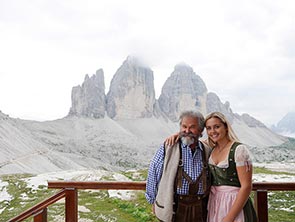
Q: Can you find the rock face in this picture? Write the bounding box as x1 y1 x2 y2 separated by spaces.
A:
206 92 235 123
67 57 269 131
106 56 156 119
158 64 207 121
66 56 278 134
69 69 106 118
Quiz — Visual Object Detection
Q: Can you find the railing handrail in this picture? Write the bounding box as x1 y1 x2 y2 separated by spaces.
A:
47 181 295 191
252 182 295 190
8 188 66 222
48 181 146 190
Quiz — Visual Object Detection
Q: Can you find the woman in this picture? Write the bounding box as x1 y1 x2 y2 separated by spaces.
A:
166 112 257 222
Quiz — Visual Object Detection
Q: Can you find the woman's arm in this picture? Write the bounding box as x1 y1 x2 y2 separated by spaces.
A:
222 165 253 222
164 132 179 146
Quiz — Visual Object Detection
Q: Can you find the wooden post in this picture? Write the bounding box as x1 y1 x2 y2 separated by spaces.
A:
33 208 47 222
65 188 78 222
255 190 268 222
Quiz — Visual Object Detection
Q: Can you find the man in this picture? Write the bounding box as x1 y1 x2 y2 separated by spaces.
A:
145 110 211 222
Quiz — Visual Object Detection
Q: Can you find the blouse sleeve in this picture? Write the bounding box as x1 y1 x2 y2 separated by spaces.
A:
235 144 253 167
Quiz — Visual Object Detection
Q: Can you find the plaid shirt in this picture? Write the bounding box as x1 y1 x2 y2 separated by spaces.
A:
145 141 204 204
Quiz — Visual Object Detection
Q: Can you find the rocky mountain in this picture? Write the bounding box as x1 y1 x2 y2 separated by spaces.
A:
69 69 106 118
272 112 295 138
158 64 207 121
206 92 235 123
106 56 156 119
67 56 274 126
0 56 290 174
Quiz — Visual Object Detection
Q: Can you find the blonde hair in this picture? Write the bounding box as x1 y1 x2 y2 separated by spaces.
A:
205 112 239 148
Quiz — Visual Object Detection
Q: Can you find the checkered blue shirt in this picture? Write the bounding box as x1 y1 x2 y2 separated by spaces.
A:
145 141 204 204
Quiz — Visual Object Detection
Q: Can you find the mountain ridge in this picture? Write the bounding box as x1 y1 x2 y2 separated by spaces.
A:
0 56 290 174
272 112 295 138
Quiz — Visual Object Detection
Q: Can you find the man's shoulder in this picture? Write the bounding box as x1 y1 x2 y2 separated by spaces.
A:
162 142 180 157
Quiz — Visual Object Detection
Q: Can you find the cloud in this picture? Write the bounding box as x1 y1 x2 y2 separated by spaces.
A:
0 0 294 124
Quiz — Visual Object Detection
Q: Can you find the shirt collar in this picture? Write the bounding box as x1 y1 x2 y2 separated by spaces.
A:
181 140 203 151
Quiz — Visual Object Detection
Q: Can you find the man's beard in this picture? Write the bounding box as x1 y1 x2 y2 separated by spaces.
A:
179 132 199 146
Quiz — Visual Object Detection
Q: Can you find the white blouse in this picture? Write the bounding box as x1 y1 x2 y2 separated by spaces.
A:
209 144 253 168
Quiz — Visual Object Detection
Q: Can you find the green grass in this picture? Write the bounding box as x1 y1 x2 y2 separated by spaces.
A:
0 174 57 221
268 191 295 222
254 166 295 175
77 190 156 222
0 172 156 222
1 168 294 222
120 169 148 181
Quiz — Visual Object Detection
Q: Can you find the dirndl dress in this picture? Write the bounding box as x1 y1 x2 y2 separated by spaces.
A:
207 142 257 222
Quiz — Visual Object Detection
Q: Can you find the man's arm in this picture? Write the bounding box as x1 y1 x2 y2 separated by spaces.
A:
145 144 165 204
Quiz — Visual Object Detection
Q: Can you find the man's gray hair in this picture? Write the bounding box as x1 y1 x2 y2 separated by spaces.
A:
179 110 205 132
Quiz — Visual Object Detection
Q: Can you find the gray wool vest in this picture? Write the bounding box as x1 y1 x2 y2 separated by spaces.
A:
154 141 211 222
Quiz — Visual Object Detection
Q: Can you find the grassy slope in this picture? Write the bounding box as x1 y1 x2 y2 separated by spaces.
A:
0 168 294 222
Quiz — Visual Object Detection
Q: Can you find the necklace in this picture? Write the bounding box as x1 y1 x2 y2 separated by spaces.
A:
215 140 230 153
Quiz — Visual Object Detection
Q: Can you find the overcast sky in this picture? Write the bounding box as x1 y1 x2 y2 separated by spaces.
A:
0 0 294 126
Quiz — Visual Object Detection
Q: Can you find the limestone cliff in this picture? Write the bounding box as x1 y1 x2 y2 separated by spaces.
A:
69 69 106 118
158 63 207 121
106 56 156 119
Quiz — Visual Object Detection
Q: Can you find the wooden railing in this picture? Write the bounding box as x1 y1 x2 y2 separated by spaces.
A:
252 182 295 222
8 181 295 222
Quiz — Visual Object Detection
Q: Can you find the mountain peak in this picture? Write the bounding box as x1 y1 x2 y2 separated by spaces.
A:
272 111 295 137
106 57 155 119
158 64 207 121
174 63 194 73
66 56 271 137
68 69 106 118
125 55 149 68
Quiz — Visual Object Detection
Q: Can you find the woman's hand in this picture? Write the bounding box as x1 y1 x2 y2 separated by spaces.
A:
221 216 235 222
164 133 179 146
